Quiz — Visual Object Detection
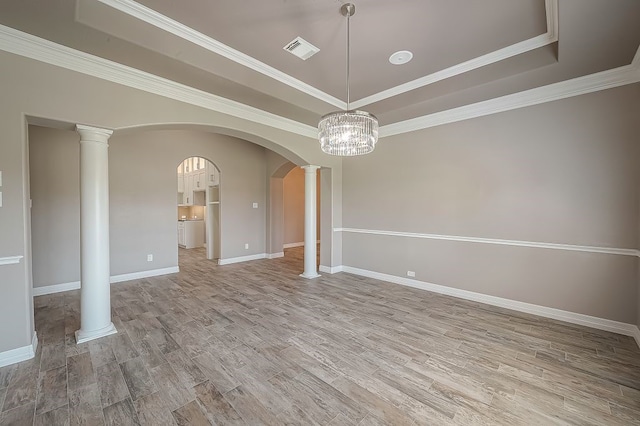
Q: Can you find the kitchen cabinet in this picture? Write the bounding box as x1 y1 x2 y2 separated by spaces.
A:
206 163 219 186
177 220 205 249
177 172 184 193
177 221 186 246
193 170 205 191
183 174 194 205
178 157 216 206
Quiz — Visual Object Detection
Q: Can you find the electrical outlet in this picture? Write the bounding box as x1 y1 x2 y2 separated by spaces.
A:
407 271 415 277
244 243 249 250
147 254 153 262
252 202 258 209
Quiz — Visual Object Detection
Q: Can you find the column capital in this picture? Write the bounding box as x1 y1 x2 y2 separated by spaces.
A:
76 124 113 144
301 165 321 172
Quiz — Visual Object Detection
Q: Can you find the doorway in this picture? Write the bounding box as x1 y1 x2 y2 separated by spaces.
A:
177 156 220 261
280 165 320 268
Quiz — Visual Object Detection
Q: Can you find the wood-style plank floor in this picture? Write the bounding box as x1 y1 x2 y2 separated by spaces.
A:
2 247 640 425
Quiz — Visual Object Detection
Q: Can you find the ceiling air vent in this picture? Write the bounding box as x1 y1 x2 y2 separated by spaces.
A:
283 36 320 60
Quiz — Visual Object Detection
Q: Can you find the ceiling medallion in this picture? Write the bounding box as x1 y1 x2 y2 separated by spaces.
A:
318 3 378 156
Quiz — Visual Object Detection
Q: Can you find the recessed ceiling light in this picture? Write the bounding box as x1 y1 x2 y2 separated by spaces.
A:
389 50 413 65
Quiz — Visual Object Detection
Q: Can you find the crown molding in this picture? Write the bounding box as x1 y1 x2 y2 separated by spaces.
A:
1 24 638 142
98 0 558 110
96 0 345 109
0 24 318 139
545 0 558 41
352 0 559 109
379 57 640 138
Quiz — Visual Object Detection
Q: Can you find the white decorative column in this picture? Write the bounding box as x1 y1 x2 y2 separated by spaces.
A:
75 125 117 344
300 165 321 279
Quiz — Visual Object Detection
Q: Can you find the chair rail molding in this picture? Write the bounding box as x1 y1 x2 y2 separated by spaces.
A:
0 255 23 265
335 228 640 257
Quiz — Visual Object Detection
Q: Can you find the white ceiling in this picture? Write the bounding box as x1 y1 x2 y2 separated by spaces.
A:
0 0 639 128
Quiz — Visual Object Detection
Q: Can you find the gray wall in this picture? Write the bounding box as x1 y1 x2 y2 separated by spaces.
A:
30 126 81 287
30 126 271 288
282 167 321 245
343 85 640 323
283 167 305 245
0 50 341 355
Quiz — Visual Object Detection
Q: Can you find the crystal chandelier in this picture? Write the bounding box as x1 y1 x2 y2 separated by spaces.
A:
318 3 378 156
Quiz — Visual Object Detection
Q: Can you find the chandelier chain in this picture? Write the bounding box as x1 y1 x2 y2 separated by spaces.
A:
346 3 350 109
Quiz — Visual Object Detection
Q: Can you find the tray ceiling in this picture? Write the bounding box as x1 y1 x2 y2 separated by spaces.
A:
0 0 639 129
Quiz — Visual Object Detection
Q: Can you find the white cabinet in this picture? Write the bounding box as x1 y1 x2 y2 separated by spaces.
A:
206 163 219 186
178 157 215 206
178 220 205 249
183 174 194 205
193 170 205 191
177 221 186 246
177 172 184 193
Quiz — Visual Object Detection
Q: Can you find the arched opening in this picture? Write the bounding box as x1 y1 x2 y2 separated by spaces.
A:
177 156 220 262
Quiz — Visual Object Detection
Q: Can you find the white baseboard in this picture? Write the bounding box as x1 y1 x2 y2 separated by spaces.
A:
0 332 37 368
33 281 81 296
218 253 267 265
33 266 180 296
319 265 344 274
283 242 304 249
267 252 284 259
341 265 640 343
110 266 179 283
283 240 321 249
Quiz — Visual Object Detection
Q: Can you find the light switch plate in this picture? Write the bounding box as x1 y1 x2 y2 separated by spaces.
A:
252 202 258 208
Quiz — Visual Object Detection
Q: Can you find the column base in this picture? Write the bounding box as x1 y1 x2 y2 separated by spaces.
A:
75 322 117 344
300 272 321 279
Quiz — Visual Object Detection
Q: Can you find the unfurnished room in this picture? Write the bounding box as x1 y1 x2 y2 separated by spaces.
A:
1 0 640 425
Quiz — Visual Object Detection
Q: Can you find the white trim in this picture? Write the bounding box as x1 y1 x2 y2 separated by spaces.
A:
352 32 556 109
110 266 179 283
75 323 118 344
218 253 267 265
267 252 285 259
379 60 640 138
0 24 317 139
96 0 345 109
341 266 640 341
300 272 321 279
284 240 321 249
99 0 559 110
33 267 180 296
336 228 640 257
0 255 23 266
319 265 344 274
0 332 37 368
1 22 638 142
283 242 305 249
545 0 559 41
33 281 81 296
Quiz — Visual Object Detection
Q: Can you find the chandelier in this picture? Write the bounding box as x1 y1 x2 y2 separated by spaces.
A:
318 3 378 156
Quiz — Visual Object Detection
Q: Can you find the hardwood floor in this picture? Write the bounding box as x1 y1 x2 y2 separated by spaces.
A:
2 246 640 425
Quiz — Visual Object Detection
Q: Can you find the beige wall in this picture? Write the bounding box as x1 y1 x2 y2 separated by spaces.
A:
283 167 305 245
29 126 271 288
342 85 640 323
283 167 321 245
0 51 342 354
29 126 81 288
